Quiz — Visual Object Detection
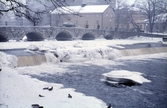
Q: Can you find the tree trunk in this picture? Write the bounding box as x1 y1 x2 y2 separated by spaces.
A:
33 22 36 26
149 23 154 33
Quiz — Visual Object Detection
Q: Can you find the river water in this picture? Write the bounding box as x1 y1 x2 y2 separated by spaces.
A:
28 55 167 108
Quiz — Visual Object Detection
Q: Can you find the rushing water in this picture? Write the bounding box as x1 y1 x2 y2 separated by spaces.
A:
28 57 167 108
1 46 167 67
0 49 46 67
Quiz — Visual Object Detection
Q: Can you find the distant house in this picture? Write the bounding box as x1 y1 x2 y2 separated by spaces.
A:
152 13 167 33
137 13 167 33
116 8 147 32
131 12 147 32
51 5 115 30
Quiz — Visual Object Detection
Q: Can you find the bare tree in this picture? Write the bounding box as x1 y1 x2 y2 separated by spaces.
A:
135 0 167 32
114 7 130 31
128 11 142 32
0 0 75 14
0 0 75 26
25 9 45 26
105 0 144 35
107 0 134 32
0 0 46 26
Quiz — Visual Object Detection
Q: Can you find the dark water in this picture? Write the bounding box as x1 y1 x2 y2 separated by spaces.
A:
30 57 167 108
0 49 44 56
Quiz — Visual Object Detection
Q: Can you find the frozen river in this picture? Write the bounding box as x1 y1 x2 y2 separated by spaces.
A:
0 37 167 108
20 54 167 108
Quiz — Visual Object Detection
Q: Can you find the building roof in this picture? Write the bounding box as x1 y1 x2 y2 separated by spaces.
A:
137 13 167 24
155 13 167 23
51 5 110 14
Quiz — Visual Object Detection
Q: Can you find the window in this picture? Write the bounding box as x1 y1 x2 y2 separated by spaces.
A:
86 20 88 24
106 14 108 17
85 20 89 28
96 20 99 24
96 14 99 17
111 14 112 17
75 20 78 25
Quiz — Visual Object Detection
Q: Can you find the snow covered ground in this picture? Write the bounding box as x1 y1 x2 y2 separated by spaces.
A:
0 36 167 108
0 67 107 108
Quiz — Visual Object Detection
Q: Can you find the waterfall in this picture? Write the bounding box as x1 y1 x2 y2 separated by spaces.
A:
5 47 167 67
17 55 46 67
118 47 167 57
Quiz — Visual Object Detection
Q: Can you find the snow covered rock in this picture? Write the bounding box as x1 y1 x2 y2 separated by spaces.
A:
73 42 84 48
45 53 60 63
101 70 151 86
22 36 27 41
27 45 39 51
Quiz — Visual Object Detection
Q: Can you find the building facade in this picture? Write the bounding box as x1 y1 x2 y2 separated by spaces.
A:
51 5 115 30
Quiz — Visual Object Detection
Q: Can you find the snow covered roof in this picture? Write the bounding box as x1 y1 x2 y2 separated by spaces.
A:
51 5 110 14
155 13 167 23
137 13 167 23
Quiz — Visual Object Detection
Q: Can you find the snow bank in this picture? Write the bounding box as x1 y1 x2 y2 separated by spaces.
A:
0 67 107 108
127 36 162 41
0 52 18 68
0 51 107 108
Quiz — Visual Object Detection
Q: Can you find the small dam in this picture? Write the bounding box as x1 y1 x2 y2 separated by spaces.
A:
118 47 167 56
1 42 167 67
17 55 46 67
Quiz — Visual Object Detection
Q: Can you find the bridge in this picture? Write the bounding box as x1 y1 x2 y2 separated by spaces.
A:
0 26 167 42
0 26 108 42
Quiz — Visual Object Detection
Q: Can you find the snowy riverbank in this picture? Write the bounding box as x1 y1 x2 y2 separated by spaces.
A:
0 66 107 108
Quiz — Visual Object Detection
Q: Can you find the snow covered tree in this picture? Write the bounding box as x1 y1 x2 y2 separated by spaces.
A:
0 0 75 26
0 0 75 15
